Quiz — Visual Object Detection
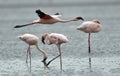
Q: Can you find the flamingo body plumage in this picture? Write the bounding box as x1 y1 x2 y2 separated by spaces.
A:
19 34 39 45
41 33 69 70
42 33 69 45
77 19 101 71
77 19 101 33
18 34 48 72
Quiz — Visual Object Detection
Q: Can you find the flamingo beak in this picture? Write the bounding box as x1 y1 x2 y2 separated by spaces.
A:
41 36 45 44
76 17 84 21
18 36 22 39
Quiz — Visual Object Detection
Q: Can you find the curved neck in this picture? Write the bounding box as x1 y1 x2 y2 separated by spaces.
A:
35 44 48 61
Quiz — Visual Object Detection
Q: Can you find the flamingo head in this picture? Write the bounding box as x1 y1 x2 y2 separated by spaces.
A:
92 19 100 24
54 13 60 15
74 17 84 21
18 35 23 40
18 36 26 42
41 33 48 44
18 34 29 41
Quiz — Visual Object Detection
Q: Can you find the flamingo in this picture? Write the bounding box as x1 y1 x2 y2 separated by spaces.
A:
18 34 48 72
41 33 69 70
14 9 84 28
77 19 101 71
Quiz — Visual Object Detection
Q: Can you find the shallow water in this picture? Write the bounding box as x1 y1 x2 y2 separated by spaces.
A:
0 0 120 76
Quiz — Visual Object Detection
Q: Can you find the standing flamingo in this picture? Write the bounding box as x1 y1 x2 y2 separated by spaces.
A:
14 9 84 28
77 19 101 71
41 33 69 70
18 34 48 72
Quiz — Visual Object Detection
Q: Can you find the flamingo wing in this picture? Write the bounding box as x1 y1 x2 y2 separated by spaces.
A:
36 9 52 19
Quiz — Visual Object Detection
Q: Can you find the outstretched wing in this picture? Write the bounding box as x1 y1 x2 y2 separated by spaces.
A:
35 9 52 19
50 13 62 18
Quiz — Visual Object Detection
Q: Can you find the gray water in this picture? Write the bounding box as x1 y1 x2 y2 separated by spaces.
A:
0 0 120 76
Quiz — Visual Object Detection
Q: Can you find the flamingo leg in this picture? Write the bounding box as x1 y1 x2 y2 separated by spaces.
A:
28 46 31 72
47 44 62 70
57 44 62 70
47 54 60 66
26 45 31 72
26 46 30 64
88 33 92 71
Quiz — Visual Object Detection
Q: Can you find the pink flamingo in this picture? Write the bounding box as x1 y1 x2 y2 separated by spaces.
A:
14 9 84 28
41 33 69 70
18 34 48 72
77 19 101 71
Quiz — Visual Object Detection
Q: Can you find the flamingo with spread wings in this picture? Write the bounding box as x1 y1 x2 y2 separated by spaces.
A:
14 9 84 28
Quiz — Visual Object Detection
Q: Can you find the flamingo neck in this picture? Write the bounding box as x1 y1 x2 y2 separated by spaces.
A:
45 35 52 45
35 44 48 61
59 18 76 23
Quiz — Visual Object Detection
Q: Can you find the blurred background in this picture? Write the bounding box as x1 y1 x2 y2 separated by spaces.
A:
0 0 120 76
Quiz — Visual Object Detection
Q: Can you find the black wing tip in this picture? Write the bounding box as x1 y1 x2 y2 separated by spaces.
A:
35 9 47 18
